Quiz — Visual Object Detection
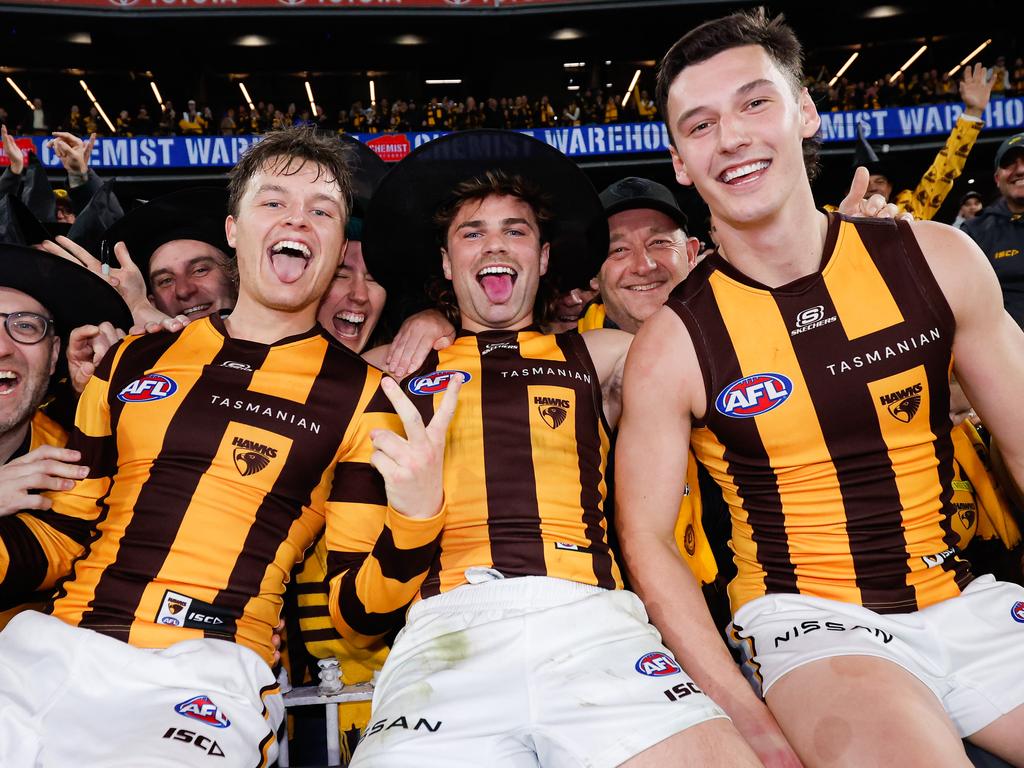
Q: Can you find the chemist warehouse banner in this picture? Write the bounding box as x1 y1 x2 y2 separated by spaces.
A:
14 98 1024 170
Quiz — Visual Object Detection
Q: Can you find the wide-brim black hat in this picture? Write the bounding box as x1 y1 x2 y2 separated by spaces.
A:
100 187 231 287
362 129 607 302
0 195 52 246
0 243 133 339
600 177 689 232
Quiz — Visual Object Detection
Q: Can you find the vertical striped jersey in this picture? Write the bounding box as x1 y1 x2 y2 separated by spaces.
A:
666 215 971 614
328 328 622 645
15 315 395 665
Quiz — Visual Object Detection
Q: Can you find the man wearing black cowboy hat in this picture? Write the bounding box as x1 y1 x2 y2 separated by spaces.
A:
0 244 131 627
334 130 758 767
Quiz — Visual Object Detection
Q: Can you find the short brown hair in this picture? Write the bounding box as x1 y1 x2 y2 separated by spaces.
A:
430 170 557 327
656 7 820 180
227 126 353 219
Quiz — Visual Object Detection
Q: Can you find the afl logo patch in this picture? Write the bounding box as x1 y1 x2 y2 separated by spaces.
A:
635 651 682 677
175 695 231 728
715 373 792 418
117 374 178 403
1012 601 1024 624
407 370 470 396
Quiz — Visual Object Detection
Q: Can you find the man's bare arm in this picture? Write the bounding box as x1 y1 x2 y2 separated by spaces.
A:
915 221 1024 492
582 327 631 429
615 306 800 767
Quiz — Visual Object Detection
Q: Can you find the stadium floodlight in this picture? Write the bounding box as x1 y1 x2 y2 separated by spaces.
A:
889 45 927 83
567 85 580 91
149 80 165 112
4 76 33 110
563 62 586 70
621 69 642 108
947 39 992 77
304 80 317 115
239 82 255 111
79 79 116 133
425 79 462 85
369 79 376 106
551 28 583 41
828 52 859 87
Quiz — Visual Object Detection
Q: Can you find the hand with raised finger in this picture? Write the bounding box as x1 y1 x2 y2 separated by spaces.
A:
0 445 88 517
1 125 24 176
112 241 152 317
50 131 96 175
67 322 123 393
837 166 870 216
385 309 456 380
370 374 462 519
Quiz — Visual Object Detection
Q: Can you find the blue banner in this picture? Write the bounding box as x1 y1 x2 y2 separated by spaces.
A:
19 98 1024 170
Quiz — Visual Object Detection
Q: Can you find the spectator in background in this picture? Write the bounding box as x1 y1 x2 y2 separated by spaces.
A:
535 94 555 128
637 89 657 121
115 110 132 137
134 106 152 135
562 97 581 126
603 92 619 123
66 105 81 133
156 100 174 135
177 99 207 135
964 132 1024 327
29 98 47 136
989 56 1011 98
220 107 237 135
953 190 984 229
1012 57 1024 95
202 106 214 133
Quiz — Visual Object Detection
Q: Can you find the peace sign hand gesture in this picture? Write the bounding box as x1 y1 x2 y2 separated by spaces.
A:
370 374 462 520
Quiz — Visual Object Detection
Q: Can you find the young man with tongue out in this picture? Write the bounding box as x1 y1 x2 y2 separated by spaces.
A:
616 8 1024 768
335 130 762 768
0 127 456 768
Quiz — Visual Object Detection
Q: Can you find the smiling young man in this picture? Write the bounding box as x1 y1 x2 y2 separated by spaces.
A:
334 130 762 768
0 128 445 768
616 9 1024 768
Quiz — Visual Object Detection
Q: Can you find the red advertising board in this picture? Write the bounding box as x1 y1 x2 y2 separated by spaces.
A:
0 0 609 10
0 138 36 167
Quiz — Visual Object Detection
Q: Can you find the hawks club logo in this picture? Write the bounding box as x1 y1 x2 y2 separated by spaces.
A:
879 383 923 423
231 437 277 476
1012 601 1024 624
175 695 231 728
715 373 792 419
534 396 569 429
117 374 178 403
408 370 470 396
635 651 682 677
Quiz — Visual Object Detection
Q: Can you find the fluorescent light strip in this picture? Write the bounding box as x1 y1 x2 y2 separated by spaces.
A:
425 79 461 85
239 82 255 111
562 61 586 69
79 79 115 133
828 52 859 87
567 85 580 91
889 45 927 83
149 80 165 112
369 79 376 105
5 76 33 110
304 80 317 115
621 68 642 108
948 38 992 77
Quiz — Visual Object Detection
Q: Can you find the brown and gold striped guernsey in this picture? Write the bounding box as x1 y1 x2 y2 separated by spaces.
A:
328 328 621 642
666 214 971 614
22 314 396 665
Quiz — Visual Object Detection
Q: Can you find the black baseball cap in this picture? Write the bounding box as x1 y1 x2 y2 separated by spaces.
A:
600 177 688 232
959 190 983 207
994 133 1024 169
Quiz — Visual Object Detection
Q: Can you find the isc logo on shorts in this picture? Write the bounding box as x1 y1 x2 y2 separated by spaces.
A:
117 374 178 403
407 370 471 396
715 373 792 419
175 695 231 728
635 651 682 677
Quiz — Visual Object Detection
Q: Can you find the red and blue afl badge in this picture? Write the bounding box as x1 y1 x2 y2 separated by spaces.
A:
117 373 178 403
635 651 682 677
175 695 231 728
715 373 793 418
1011 601 1024 624
407 370 470 396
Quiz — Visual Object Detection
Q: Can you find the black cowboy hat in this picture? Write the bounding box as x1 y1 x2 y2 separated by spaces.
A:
100 187 231 288
0 243 133 339
338 134 389 227
0 195 51 246
362 129 607 304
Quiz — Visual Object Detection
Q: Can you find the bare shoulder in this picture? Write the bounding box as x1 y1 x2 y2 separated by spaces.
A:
625 306 706 419
361 343 390 370
908 219 999 316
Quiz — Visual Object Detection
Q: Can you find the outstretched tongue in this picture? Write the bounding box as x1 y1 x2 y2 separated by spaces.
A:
480 274 514 303
270 253 307 284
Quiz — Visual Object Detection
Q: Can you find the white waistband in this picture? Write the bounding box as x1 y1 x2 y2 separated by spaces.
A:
409 574 608 622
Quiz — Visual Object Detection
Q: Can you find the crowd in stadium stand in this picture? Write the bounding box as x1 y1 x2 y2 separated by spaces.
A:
0 54 1020 138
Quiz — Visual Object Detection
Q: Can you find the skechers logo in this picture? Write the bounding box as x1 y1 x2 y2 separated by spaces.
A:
220 360 253 372
879 383 923 423
790 305 837 336
715 373 792 418
231 437 278 476
922 547 955 568
534 396 570 429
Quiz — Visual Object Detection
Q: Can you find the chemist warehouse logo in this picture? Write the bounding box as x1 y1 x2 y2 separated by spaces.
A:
715 373 793 419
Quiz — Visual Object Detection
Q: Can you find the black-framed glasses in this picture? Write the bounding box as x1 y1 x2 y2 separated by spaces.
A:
0 312 54 345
